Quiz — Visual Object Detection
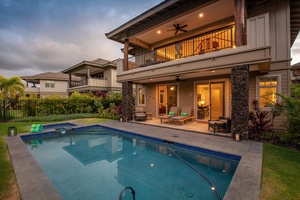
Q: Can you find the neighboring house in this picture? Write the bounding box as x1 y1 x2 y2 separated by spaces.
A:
21 72 80 98
62 58 122 94
291 62 300 84
106 0 299 138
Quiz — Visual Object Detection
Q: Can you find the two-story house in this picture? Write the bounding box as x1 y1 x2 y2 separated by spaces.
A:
106 0 299 139
21 72 80 98
62 58 122 95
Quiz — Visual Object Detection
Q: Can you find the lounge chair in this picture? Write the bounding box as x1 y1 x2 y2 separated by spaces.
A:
157 107 180 123
171 107 194 125
208 116 231 134
134 107 147 121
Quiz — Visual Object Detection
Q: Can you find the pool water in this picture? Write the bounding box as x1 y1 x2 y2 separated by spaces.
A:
22 126 240 200
42 122 77 130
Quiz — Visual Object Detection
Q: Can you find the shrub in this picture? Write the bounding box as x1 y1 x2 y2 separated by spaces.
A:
248 99 278 141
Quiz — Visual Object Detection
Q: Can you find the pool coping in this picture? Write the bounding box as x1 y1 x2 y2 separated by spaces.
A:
6 121 262 200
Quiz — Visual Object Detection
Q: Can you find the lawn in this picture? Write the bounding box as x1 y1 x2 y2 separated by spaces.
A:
260 143 300 200
0 120 299 200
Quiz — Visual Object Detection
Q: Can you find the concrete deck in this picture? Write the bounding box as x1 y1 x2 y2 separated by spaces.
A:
6 120 262 200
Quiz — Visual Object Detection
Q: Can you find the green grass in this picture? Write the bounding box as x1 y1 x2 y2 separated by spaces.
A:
1 120 299 199
260 143 300 200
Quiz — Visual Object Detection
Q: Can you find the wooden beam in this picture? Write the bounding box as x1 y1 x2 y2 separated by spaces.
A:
129 38 150 49
234 0 247 46
124 39 129 71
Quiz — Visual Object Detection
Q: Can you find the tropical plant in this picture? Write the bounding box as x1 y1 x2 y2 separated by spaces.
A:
248 99 278 141
275 93 300 137
0 76 25 98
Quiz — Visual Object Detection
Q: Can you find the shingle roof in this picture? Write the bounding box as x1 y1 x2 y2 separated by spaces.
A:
21 72 80 82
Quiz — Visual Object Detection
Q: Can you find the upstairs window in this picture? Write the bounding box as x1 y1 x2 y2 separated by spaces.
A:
45 81 55 88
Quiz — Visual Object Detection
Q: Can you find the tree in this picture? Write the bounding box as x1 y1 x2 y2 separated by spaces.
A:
0 76 25 98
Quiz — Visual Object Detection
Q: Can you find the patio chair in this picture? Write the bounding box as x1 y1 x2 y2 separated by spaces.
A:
171 107 194 125
208 116 231 134
157 107 180 123
134 106 147 121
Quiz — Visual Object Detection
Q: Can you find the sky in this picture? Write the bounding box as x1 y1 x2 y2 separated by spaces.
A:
0 0 299 78
0 0 164 78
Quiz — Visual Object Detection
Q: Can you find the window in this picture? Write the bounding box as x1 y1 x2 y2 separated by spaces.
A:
257 76 280 107
45 81 55 88
138 87 145 105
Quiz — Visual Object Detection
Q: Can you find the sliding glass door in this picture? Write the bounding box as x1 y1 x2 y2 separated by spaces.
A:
158 85 177 115
196 82 224 120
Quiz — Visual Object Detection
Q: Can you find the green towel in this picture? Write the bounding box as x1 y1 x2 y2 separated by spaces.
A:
30 124 44 133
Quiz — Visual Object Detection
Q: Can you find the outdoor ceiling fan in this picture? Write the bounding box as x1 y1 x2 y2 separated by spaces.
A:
175 76 185 82
168 24 188 35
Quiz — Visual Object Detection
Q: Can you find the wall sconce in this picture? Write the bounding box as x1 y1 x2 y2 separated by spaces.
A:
8 126 17 136
201 100 205 105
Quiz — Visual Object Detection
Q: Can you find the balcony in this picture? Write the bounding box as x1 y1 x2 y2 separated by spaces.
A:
128 26 235 70
25 87 40 93
70 78 109 88
116 13 270 83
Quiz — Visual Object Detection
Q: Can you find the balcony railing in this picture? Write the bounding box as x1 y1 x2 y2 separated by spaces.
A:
70 78 108 88
70 79 87 88
128 25 235 70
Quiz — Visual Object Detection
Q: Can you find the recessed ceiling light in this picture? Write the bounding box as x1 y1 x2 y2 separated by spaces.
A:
150 79 153 80
157 30 161 34
199 13 204 18
212 71 215 73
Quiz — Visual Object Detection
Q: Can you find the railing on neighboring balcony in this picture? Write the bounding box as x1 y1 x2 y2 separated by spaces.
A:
70 78 108 88
128 25 235 70
70 79 87 88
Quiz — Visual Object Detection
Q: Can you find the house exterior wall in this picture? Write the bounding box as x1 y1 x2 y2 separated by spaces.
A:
24 80 69 98
113 0 293 128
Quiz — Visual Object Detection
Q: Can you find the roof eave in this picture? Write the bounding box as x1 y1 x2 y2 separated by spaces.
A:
105 0 180 39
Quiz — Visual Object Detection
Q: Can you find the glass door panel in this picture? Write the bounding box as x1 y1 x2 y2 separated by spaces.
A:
196 84 210 120
210 82 224 120
196 82 224 120
158 85 177 115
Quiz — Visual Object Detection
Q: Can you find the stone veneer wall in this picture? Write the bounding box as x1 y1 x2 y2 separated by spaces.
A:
231 65 249 139
122 81 133 121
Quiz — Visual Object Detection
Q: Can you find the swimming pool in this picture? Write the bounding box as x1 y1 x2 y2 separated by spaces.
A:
42 122 77 130
21 125 240 200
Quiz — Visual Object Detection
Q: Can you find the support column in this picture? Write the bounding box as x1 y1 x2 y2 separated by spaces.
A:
68 73 72 88
231 65 249 140
234 0 247 46
124 39 129 71
87 67 90 85
122 81 133 121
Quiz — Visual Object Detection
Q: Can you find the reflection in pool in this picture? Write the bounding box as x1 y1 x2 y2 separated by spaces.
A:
22 126 240 200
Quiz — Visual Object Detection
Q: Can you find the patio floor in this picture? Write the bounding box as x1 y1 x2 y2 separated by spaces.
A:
6 120 262 200
132 117 232 137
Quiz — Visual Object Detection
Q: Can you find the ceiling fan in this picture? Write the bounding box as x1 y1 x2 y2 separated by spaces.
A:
175 76 185 82
168 24 188 35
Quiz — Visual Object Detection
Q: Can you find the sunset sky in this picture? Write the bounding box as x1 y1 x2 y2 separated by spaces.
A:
0 0 299 78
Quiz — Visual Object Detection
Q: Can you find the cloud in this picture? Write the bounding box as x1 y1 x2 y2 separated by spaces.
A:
291 33 300 65
0 0 164 77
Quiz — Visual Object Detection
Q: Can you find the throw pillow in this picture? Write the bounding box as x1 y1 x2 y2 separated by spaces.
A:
169 111 175 115
181 112 188 116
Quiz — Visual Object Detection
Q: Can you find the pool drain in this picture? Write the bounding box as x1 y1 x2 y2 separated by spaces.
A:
184 191 193 198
